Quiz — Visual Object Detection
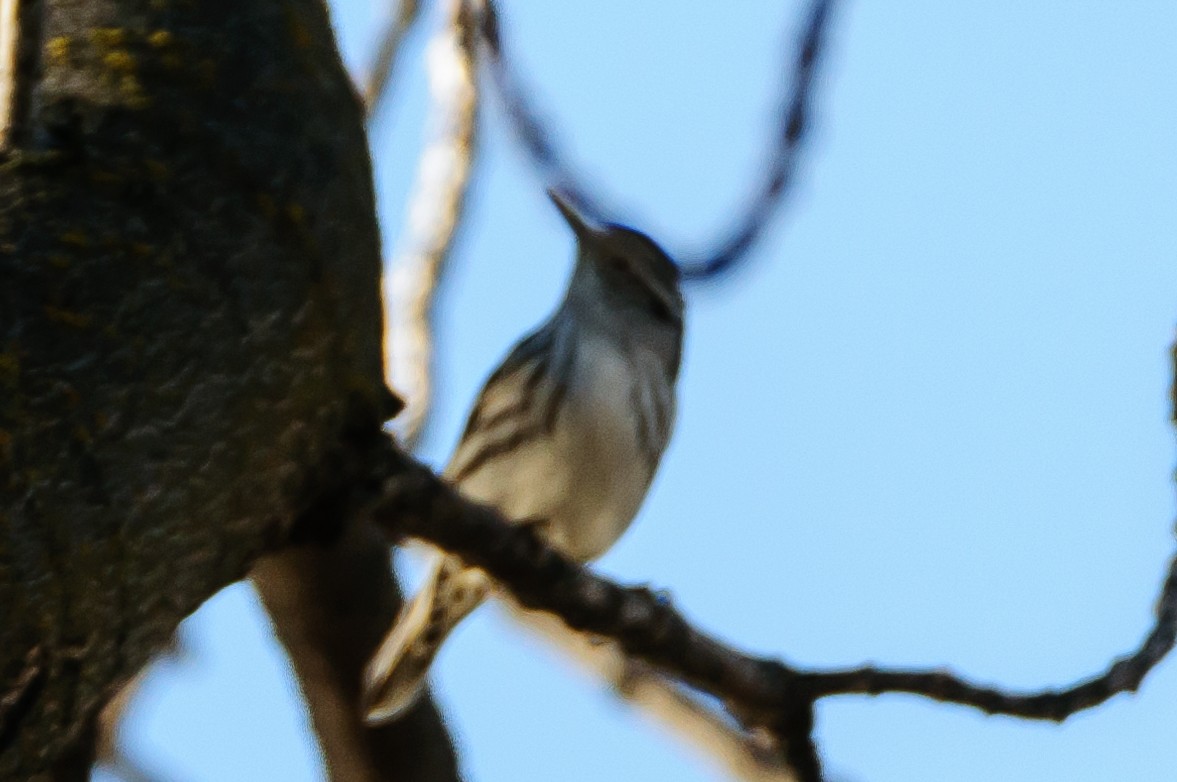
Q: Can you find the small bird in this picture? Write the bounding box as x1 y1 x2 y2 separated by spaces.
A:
363 190 685 723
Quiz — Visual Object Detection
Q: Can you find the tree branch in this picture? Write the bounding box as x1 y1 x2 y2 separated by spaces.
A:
510 609 799 782
383 0 481 450
362 0 426 118
0 0 434 775
254 517 461 782
367 427 1177 779
0 0 43 150
678 0 836 280
477 0 839 281
475 0 608 225
799 548 1175 715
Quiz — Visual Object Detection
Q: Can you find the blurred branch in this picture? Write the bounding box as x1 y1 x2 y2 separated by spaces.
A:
511 609 799 782
362 0 426 118
477 0 839 281
383 0 482 450
254 516 462 782
475 0 609 224
370 426 1177 782
93 641 184 782
0 0 41 151
679 0 835 280
93 755 162 782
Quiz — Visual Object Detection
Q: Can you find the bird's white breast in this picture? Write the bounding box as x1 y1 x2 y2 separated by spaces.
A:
454 333 666 562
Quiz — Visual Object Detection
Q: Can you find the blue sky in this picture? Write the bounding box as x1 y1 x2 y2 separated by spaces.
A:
104 3 1177 781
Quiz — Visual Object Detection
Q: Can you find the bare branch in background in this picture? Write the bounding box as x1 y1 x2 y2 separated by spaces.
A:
477 0 838 282
679 0 835 280
254 518 461 782
369 416 1177 782
0 0 43 151
511 609 799 782
796 337 1177 713
0 0 22 149
381 0 481 450
476 0 611 224
362 0 426 118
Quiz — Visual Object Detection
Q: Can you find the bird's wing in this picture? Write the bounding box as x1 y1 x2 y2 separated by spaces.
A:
445 324 572 484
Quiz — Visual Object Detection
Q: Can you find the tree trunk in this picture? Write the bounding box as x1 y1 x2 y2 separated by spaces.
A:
0 1 452 777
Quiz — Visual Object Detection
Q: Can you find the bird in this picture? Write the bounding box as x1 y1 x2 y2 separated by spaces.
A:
363 189 684 723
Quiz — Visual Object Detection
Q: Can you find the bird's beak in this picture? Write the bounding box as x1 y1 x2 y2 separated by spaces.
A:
547 188 597 240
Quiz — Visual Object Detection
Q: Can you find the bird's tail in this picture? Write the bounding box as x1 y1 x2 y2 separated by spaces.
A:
362 554 490 723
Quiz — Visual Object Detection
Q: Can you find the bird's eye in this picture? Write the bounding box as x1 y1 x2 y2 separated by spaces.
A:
607 256 628 271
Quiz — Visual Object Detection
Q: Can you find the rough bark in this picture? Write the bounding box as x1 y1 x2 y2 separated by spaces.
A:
0 0 444 777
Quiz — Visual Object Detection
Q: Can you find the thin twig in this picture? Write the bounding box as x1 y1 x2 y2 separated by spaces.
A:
383 0 481 450
362 0 426 119
477 0 611 224
477 0 838 281
801 528 1177 718
799 343 1177 714
680 0 836 280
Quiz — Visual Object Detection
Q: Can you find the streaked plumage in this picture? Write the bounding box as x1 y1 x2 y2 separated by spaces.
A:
363 191 683 723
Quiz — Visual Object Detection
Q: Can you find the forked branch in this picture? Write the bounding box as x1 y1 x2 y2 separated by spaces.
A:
369 424 1177 780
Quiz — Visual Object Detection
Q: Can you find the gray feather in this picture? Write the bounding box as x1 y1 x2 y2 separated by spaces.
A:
363 210 684 723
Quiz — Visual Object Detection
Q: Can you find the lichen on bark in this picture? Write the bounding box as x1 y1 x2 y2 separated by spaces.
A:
0 1 404 777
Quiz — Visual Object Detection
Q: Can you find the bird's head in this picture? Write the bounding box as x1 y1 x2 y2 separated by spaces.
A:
550 189 684 330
